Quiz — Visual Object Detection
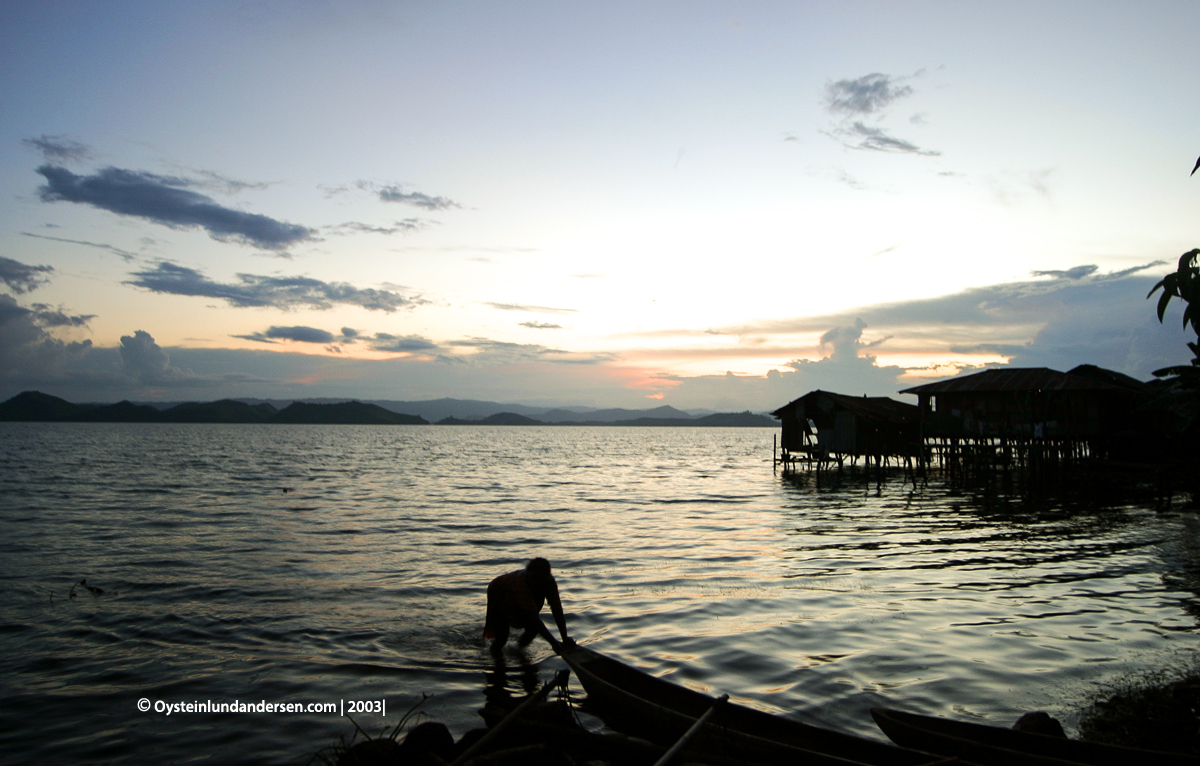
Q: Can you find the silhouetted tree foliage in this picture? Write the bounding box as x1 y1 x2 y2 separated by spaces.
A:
1149 249 1200 384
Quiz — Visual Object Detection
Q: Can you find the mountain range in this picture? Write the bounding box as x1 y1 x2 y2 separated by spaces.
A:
0 391 776 427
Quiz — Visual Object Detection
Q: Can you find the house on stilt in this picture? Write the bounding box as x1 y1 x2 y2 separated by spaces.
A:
771 390 921 475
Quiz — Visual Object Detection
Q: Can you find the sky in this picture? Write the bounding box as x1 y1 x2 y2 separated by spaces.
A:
1 0 1198 411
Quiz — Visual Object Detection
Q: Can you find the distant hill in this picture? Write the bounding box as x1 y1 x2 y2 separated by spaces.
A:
435 410 776 427
268 401 427 424
0 392 770 427
72 400 164 422
0 391 88 421
0 392 427 425
682 411 777 427
250 397 554 423
438 412 543 425
225 397 714 423
162 400 279 423
538 405 695 423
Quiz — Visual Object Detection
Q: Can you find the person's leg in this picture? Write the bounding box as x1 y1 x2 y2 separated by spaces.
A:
516 625 538 647
485 595 510 654
489 622 510 654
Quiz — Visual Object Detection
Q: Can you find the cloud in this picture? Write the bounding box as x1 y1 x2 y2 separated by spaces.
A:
125 262 424 312
22 231 139 261
0 294 100 395
830 167 868 190
36 165 317 250
446 337 611 365
391 245 539 254
634 321 909 411
23 135 93 163
1031 265 1097 280
367 333 441 353
717 261 1190 382
234 325 337 344
818 317 871 362
841 122 941 156
520 321 563 329
988 169 1056 206
326 220 425 236
0 256 55 294
825 73 913 115
822 72 938 157
27 303 95 327
486 302 577 315
0 297 93 330
188 169 272 194
358 181 460 210
120 330 200 384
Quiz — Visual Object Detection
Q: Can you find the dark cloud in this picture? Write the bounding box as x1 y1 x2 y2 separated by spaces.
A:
234 326 338 344
36 165 317 250
28 303 95 327
341 327 359 339
0 297 93 330
368 333 441 353
356 181 460 210
376 187 460 210
0 294 100 395
841 122 940 156
125 262 423 312
520 321 563 329
0 256 55 294
23 135 93 163
486 302 577 315
823 72 938 157
825 73 913 115
22 231 138 261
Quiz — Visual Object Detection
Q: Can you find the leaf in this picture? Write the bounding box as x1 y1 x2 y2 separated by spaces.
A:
1158 289 1173 323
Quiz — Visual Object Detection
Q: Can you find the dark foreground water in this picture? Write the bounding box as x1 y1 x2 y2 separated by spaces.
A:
2 423 1199 765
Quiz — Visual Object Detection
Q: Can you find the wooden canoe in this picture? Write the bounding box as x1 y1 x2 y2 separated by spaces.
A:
553 641 961 766
872 707 1200 766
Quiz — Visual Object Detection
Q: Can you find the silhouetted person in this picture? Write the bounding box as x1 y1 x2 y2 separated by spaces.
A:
484 558 573 654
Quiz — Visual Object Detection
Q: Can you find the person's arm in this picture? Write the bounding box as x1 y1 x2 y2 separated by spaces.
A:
546 577 570 643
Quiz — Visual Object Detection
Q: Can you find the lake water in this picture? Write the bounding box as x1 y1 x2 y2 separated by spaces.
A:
2 423 1199 765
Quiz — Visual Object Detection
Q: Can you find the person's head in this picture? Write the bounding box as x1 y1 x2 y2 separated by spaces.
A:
525 557 552 588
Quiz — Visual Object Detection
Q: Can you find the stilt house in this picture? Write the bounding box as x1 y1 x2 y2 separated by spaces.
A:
771 390 921 458
898 366 1151 442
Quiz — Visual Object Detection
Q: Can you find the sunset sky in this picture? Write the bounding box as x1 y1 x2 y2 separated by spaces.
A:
2 1 1197 411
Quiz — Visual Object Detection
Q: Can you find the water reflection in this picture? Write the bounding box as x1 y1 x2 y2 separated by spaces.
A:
485 649 541 701
2 424 1199 763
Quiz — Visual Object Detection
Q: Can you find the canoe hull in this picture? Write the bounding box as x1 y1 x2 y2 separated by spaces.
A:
872 707 1200 766
557 643 945 766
